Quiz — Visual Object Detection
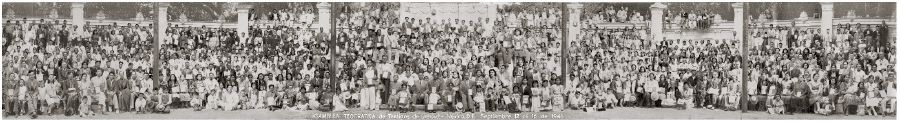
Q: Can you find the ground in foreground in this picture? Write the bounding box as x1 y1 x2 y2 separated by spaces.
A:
4 107 895 120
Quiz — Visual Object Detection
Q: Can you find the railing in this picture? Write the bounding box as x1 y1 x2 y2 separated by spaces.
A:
663 20 736 32
580 21 649 30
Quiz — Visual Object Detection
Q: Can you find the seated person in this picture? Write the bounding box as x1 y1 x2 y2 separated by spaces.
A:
445 84 458 112
374 88 382 110
331 89 349 112
223 87 239 111
205 89 220 110
473 86 486 112
151 89 171 114
389 87 400 111
816 95 834 115
305 86 321 111
724 92 739 111
568 90 582 109
522 95 531 112
134 93 147 114
883 83 896 116
865 91 881 116
294 88 309 111
551 85 565 111
398 85 411 113
267 85 279 111
678 87 694 109
769 95 785 114
605 91 618 109
661 90 677 107
427 87 440 113
281 87 294 111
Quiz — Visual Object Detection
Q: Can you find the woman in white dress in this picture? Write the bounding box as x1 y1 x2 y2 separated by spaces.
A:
530 79 542 112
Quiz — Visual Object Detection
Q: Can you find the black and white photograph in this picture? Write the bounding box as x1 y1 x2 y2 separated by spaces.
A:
0 0 897 120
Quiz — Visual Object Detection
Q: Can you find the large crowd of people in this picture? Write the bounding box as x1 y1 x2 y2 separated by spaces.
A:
249 5 319 28
3 19 157 118
747 22 895 116
2 3 896 119
160 17 332 112
581 6 647 24
573 20 746 112
664 9 719 30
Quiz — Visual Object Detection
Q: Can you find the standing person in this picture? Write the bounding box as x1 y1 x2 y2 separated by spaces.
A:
531 78 542 112
61 72 77 116
388 73 400 111
92 70 108 115
883 78 896 116
78 73 92 116
17 76 28 117
444 77 457 112
121 67 134 113
408 70 420 112
107 72 120 113
364 61 378 110
459 73 475 113
474 80 486 112
5 72 18 117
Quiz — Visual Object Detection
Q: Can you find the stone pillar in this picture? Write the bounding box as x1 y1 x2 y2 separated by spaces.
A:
568 3 582 41
237 4 252 35
563 3 582 92
152 3 170 88
733 2 749 113
317 2 331 30
71 3 85 34
733 3 744 49
157 3 169 49
821 2 834 41
487 3 499 33
650 3 666 47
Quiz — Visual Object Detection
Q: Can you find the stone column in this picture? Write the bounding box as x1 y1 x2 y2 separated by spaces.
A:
486 3 499 33
71 3 85 34
821 2 834 41
568 3 582 41
157 3 169 49
237 4 252 35
152 3 170 88
563 3 582 92
733 3 744 48
317 2 331 30
733 2 748 113
650 3 667 46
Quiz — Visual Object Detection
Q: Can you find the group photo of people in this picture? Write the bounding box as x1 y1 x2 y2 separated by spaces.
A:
3 19 157 118
160 18 333 112
573 18 745 112
1 2 896 120
746 22 895 116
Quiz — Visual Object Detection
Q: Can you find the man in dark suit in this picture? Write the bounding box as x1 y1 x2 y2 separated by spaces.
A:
453 73 471 113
